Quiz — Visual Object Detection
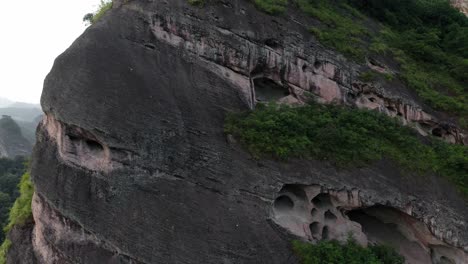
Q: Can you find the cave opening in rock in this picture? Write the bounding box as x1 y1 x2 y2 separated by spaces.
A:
85 139 104 152
322 226 329 240
311 193 333 209
346 205 460 264
310 222 320 237
324 210 337 222
273 195 294 212
253 77 289 103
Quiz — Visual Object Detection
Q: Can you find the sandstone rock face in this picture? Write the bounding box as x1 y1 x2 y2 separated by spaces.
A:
8 0 467 263
452 0 468 15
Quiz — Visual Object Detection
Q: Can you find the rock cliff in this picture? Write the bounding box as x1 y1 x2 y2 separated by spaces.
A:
5 0 468 263
452 0 468 15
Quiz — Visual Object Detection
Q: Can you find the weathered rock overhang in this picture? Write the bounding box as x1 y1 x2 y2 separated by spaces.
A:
271 184 468 263
137 1 466 144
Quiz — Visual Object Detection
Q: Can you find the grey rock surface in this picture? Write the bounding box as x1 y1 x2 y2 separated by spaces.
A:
6 0 467 263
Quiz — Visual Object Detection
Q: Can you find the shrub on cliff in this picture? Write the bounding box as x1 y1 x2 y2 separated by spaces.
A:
83 0 113 25
0 171 33 264
0 239 11 264
225 103 468 196
4 172 34 233
293 239 404 264
0 157 27 244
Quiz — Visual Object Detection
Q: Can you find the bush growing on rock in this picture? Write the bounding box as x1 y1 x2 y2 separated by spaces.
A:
293 239 404 264
83 0 113 25
225 103 468 196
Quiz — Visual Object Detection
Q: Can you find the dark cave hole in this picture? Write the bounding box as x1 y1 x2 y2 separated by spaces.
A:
274 195 294 212
311 193 333 209
85 139 104 152
322 226 329 240
324 210 337 222
314 60 322 69
264 38 280 48
432 128 444 137
254 77 289 103
310 222 320 236
281 185 307 201
311 208 318 218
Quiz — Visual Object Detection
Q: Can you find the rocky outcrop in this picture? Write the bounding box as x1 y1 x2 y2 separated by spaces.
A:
6 0 467 263
272 184 468 263
0 115 32 158
452 0 468 15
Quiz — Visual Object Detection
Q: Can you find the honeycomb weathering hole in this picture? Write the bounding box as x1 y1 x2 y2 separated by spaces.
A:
322 226 329 240
274 195 294 212
85 139 104 152
311 208 318 218
310 222 320 237
324 210 337 222
311 193 333 208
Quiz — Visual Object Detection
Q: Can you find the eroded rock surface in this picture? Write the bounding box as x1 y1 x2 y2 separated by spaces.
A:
7 0 467 263
272 184 468 264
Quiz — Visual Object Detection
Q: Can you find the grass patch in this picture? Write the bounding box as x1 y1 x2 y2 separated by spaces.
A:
225 103 468 196
293 239 404 264
296 0 369 61
252 0 288 14
83 0 113 24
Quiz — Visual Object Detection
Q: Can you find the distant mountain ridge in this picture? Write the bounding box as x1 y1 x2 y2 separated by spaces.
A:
0 115 32 158
0 97 42 145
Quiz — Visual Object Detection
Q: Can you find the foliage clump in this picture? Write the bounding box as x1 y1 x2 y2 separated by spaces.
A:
3 173 34 233
252 0 288 14
225 103 468 196
0 171 33 264
0 239 11 264
293 239 404 264
0 157 27 243
297 0 369 61
83 0 113 25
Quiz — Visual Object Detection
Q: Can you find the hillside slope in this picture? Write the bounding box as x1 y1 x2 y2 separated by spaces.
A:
0 116 32 158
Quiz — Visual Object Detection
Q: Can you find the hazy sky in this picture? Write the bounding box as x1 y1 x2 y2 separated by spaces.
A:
0 0 103 104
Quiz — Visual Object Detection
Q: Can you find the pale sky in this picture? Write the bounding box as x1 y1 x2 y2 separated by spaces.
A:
0 0 104 104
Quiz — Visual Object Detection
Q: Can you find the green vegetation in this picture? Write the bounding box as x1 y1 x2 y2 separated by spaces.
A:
0 170 32 264
83 0 113 24
0 157 27 243
0 239 11 264
296 0 369 61
349 0 468 118
4 173 34 233
247 0 468 118
225 103 468 196
252 0 288 14
293 239 404 264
